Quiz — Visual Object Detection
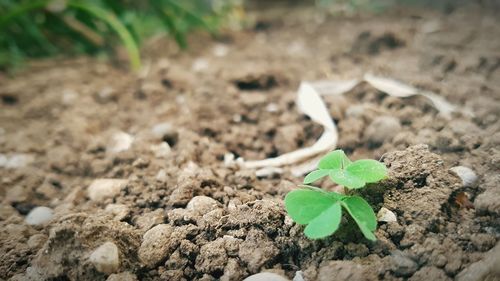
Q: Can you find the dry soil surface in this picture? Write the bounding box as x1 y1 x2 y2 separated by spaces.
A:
0 3 499 281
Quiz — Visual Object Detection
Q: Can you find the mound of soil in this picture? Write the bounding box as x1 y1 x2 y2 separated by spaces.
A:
1 2 499 281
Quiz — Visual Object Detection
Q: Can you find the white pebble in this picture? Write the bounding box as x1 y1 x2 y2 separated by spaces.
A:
25 206 54 226
89 242 120 274
151 123 173 138
0 153 34 169
224 153 235 166
192 58 209 72
243 272 290 281
213 44 229 57
155 169 168 182
107 132 134 154
293 271 305 281
450 166 478 187
377 207 397 223
186 196 220 214
150 142 171 158
266 103 279 113
88 179 128 201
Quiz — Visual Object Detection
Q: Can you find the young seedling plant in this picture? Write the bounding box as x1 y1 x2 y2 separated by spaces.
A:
285 150 387 241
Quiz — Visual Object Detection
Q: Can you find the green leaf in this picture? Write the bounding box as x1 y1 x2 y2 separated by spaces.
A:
285 189 337 225
304 202 342 239
329 169 365 189
299 184 329 194
341 196 377 240
318 150 352 170
328 191 346 201
346 159 387 183
356 221 377 241
303 169 330 184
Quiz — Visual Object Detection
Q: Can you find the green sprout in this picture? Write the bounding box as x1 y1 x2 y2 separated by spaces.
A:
285 150 387 241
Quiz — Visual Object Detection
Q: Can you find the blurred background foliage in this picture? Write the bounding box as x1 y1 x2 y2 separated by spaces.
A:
0 0 469 71
0 0 240 71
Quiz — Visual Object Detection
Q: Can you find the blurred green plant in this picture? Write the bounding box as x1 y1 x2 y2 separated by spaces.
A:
315 0 394 13
0 0 234 71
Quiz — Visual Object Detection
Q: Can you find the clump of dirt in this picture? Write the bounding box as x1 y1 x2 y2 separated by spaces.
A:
3 145 496 281
1 2 499 281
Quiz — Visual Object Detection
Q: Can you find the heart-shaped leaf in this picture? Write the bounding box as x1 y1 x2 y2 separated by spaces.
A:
341 196 377 240
329 169 365 189
304 202 342 239
285 189 337 224
309 151 386 189
318 150 352 170
355 220 377 241
346 159 387 183
303 169 331 184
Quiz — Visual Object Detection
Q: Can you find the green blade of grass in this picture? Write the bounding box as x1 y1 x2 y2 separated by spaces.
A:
67 1 141 71
150 1 187 49
0 0 48 29
165 0 215 33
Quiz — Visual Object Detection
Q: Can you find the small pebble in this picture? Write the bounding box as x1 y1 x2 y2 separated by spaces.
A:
192 58 209 72
150 142 171 158
89 242 120 274
151 123 173 138
106 272 138 281
0 153 35 169
391 250 418 277
186 196 220 214
224 153 235 166
365 116 401 147
105 204 130 221
138 224 177 268
377 207 397 223
155 169 168 182
293 271 305 281
243 272 290 281
266 103 279 113
107 132 133 154
450 166 478 187
213 44 229 57
88 179 128 201
25 206 54 226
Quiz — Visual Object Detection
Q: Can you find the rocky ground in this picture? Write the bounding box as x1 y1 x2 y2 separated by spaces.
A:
0 2 499 281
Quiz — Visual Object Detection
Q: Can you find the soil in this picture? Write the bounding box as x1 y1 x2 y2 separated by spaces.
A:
1 2 499 281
